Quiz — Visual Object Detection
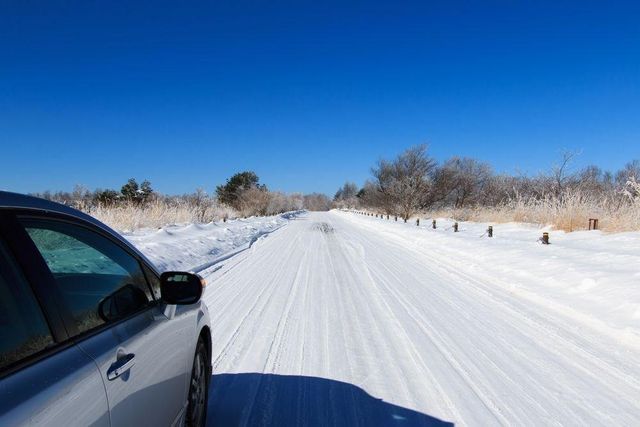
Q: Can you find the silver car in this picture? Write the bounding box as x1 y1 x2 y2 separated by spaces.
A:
0 192 212 426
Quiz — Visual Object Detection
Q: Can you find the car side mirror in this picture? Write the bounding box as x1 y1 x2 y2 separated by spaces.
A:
98 284 150 322
160 271 204 305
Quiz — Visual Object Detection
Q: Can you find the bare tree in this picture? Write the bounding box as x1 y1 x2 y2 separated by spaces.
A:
372 145 436 221
303 193 332 211
432 157 493 208
357 181 396 214
549 150 580 197
615 160 640 187
334 182 360 208
237 187 272 217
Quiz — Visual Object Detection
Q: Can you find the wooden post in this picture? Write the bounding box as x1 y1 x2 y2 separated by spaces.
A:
541 232 549 244
453 222 458 232
487 226 493 237
432 220 436 229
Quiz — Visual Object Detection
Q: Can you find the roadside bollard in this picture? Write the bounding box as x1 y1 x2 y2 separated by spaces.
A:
541 232 550 244
487 225 493 237
432 220 436 229
416 218 420 226
453 222 458 232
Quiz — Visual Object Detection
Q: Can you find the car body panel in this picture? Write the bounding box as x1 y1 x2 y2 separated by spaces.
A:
0 344 109 426
75 304 194 426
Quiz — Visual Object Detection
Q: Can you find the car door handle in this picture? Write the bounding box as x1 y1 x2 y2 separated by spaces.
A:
107 353 136 380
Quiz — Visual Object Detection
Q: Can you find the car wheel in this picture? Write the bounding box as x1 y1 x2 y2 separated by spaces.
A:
186 338 209 427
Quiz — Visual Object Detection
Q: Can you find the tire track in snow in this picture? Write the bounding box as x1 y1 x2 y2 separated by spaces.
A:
335 212 640 424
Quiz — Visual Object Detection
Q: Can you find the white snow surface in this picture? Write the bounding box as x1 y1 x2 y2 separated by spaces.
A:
128 210 640 426
123 212 300 273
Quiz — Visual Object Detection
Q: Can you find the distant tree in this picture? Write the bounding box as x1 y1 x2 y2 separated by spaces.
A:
549 150 580 197
121 178 140 201
94 189 120 205
237 187 271 216
185 188 212 222
121 178 153 204
372 145 437 221
303 193 332 211
140 180 154 202
433 157 493 208
358 181 396 214
333 182 360 208
615 160 640 187
216 171 265 210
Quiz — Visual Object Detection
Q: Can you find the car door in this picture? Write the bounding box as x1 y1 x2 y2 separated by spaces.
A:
19 215 193 426
0 215 109 426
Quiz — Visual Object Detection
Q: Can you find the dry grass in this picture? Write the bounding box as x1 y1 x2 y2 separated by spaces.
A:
86 199 238 232
423 188 640 232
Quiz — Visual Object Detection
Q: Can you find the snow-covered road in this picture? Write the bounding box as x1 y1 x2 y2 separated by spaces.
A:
199 211 640 426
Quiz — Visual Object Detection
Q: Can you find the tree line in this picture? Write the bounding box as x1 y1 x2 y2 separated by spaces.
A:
32 173 333 220
334 145 640 222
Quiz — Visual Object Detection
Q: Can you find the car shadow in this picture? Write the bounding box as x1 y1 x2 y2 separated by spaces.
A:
207 373 454 426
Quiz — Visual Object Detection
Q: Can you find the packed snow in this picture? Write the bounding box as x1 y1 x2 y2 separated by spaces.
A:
124 212 301 273
127 210 640 426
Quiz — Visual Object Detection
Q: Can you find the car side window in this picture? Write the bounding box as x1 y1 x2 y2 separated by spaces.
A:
21 219 155 336
0 238 55 373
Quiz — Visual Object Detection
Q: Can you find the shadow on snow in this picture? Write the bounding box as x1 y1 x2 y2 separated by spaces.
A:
207 373 454 426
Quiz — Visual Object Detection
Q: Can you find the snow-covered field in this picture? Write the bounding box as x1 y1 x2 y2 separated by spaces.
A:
128 210 640 426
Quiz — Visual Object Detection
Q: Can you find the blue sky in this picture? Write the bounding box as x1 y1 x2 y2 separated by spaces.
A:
1 1 639 195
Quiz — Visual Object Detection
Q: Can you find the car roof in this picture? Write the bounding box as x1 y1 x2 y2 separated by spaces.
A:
0 191 100 225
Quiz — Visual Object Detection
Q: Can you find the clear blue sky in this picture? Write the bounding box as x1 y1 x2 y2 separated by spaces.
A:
1 1 639 195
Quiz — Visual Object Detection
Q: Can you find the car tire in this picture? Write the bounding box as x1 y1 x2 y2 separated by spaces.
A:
186 338 209 427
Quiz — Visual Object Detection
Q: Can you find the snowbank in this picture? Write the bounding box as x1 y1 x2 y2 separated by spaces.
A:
124 211 303 273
